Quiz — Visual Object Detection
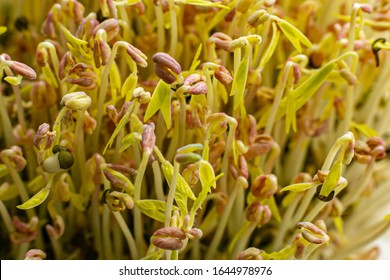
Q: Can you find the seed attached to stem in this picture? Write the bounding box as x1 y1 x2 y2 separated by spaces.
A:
42 145 74 173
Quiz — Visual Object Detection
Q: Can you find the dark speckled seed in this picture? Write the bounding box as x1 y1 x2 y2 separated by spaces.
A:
316 184 335 202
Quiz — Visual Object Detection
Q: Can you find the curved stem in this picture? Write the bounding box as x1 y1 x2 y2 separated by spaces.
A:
112 211 139 259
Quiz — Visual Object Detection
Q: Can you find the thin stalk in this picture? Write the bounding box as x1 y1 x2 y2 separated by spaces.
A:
152 160 165 201
166 112 180 161
265 62 293 135
164 160 179 261
0 200 14 233
219 119 237 193
154 3 165 51
16 242 30 260
133 150 151 253
4 68 26 130
48 234 63 259
112 220 123 259
102 206 113 259
112 211 139 259
204 68 215 112
168 0 178 57
0 91 16 146
229 221 257 258
205 182 240 259
341 163 373 208
93 42 135 152
71 110 86 187
273 193 304 251
177 93 187 148
91 180 103 259
332 221 390 260
164 160 180 228
2 157 34 219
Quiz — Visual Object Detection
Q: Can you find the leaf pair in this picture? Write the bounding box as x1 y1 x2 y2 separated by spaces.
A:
135 199 178 223
276 19 312 53
144 80 171 129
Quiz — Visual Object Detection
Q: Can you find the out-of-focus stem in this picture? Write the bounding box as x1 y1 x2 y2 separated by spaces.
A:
133 150 151 253
205 181 240 259
113 211 139 259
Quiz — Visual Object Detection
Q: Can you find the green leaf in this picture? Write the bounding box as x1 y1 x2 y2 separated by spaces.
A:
110 63 121 102
217 81 228 104
207 1 235 31
161 161 196 213
261 245 294 260
320 161 342 197
285 88 297 133
141 249 164 260
280 182 319 193
119 132 142 152
351 122 378 137
105 167 135 194
121 74 137 101
144 80 171 128
0 164 9 178
42 65 59 88
199 160 216 189
59 23 89 51
103 111 131 155
27 175 46 193
260 61 335 127
190 181 212 213
4 75 23 85
176 0 229 9
231 45 250 110
260 22 281 69
191 173 222 213
0 183 18 201
177 143 203 155
263 197 281 223
281 192 298 208
293 63 336 110
189 44 202 74
333 216 345 239
134 199 177 223
17 187 50 210
277 19 312 52
70 193 89 211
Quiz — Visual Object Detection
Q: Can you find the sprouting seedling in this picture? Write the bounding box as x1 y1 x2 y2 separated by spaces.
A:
229 35 262 112
92 40 148 151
